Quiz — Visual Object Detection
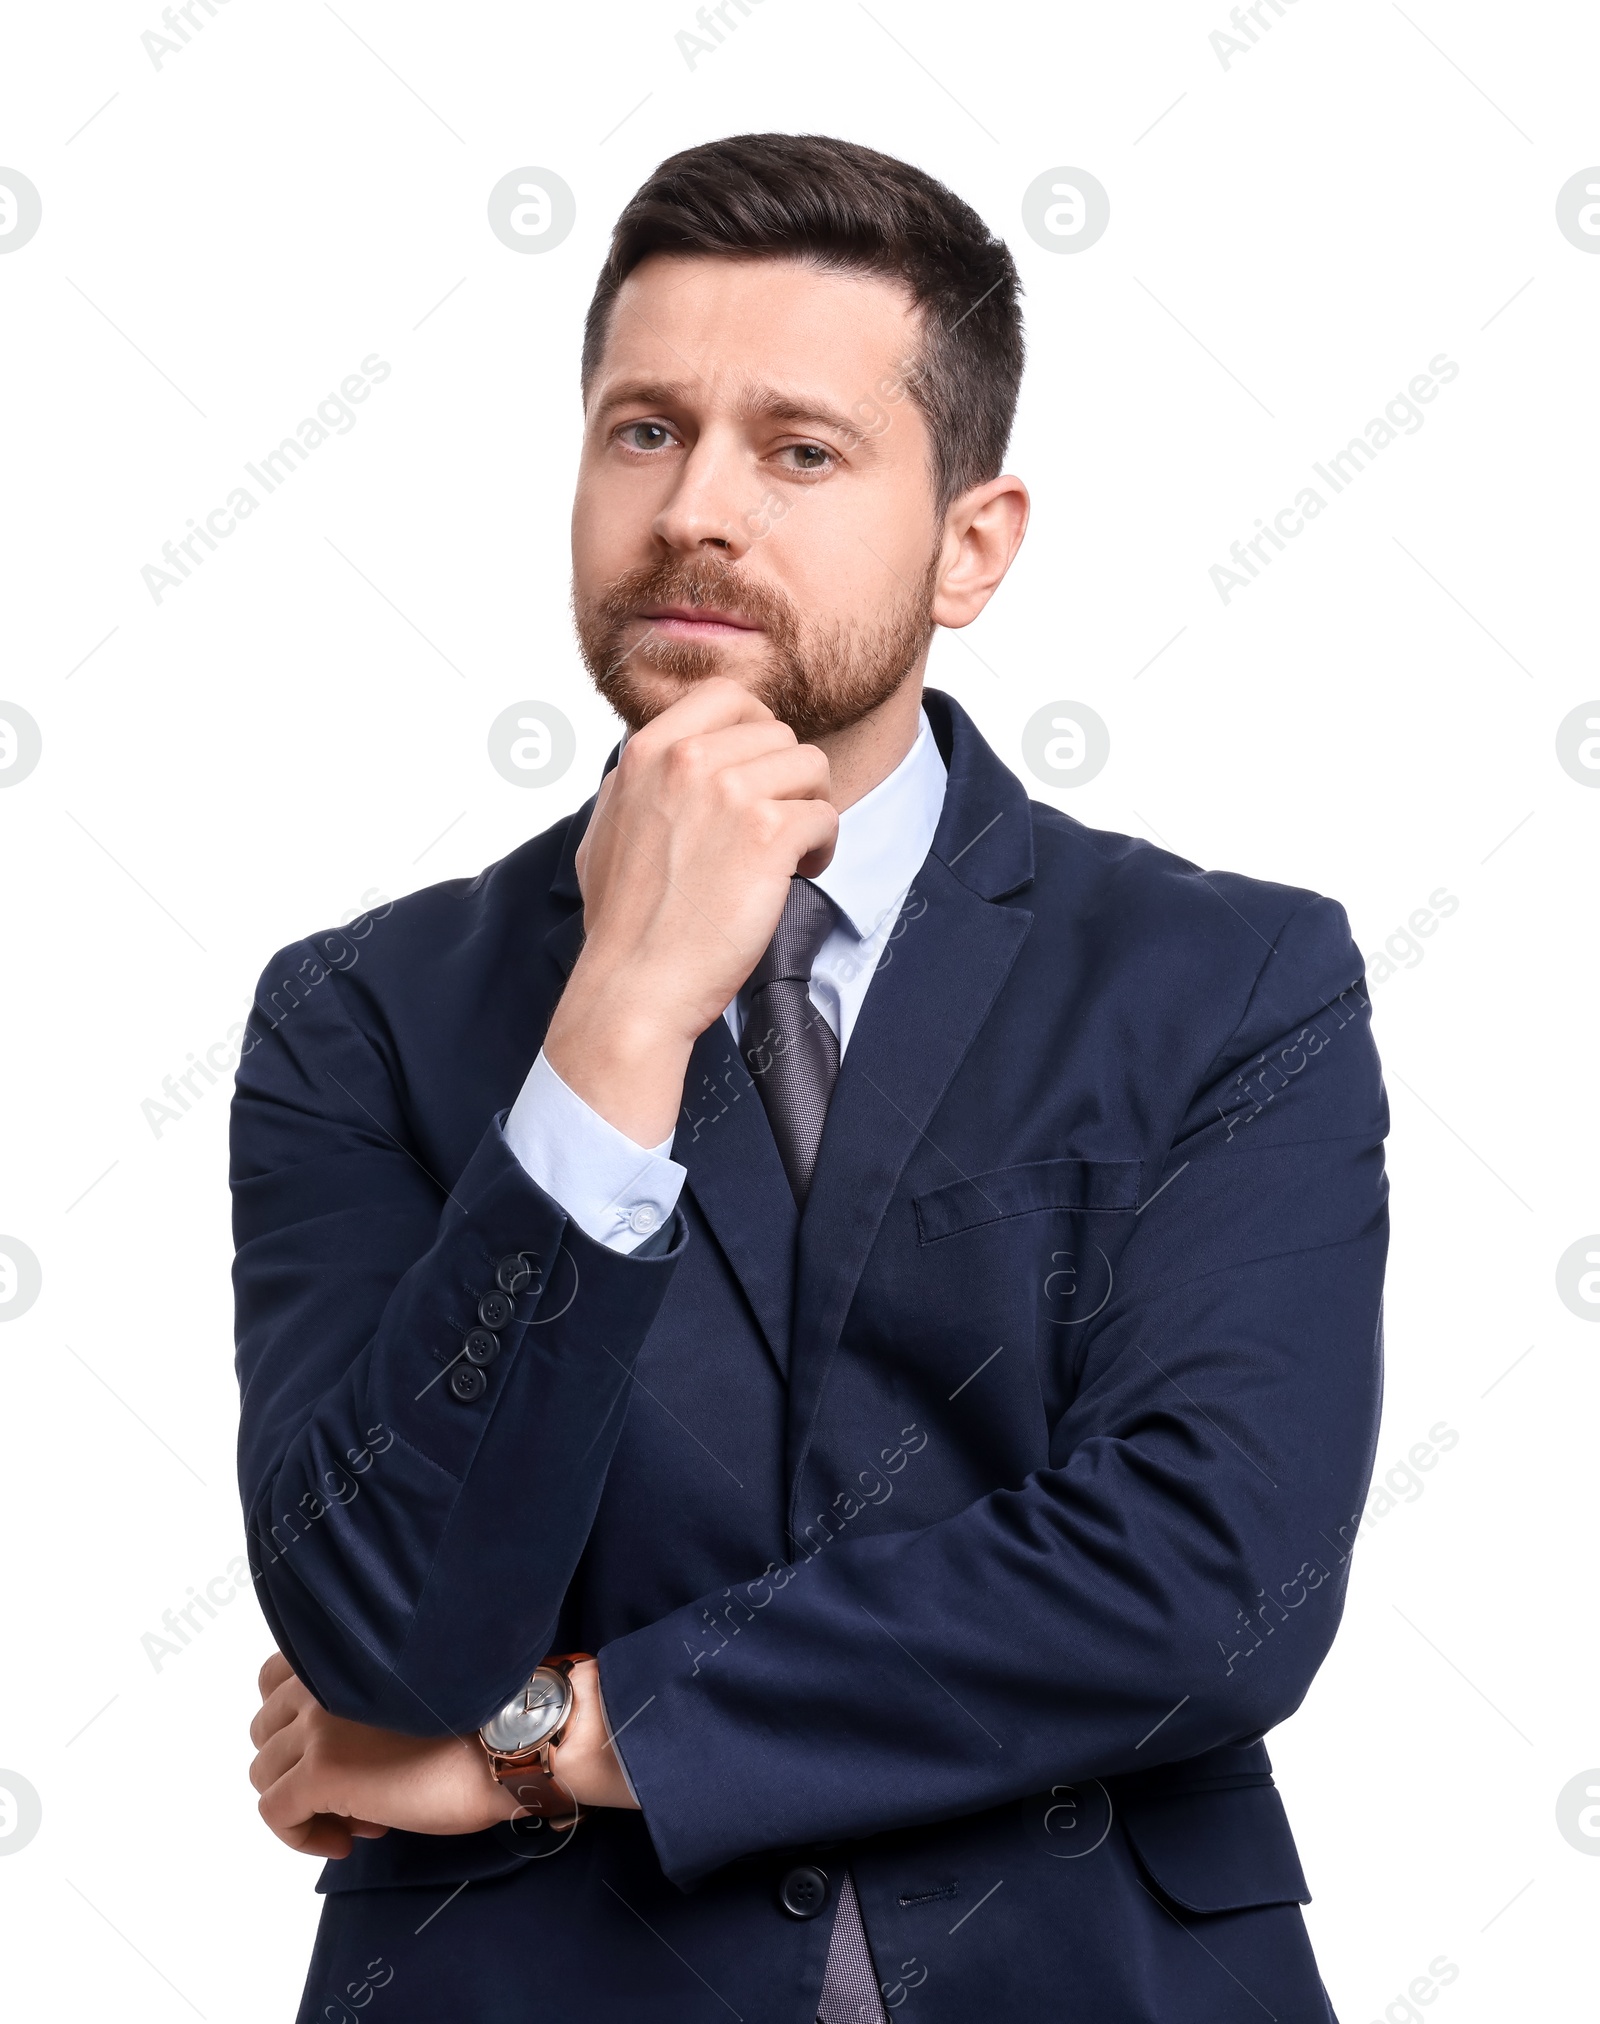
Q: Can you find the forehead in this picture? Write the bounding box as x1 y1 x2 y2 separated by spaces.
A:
590 252 923 415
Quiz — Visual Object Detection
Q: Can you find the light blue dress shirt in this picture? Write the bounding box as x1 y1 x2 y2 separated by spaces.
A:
503 706 948 1252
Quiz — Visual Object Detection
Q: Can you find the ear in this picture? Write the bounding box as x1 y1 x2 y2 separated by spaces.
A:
931 474 1030 630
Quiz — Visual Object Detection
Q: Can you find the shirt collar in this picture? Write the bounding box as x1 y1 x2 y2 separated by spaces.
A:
809 705 948 943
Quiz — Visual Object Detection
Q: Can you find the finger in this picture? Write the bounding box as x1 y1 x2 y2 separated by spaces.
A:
298 1819 357 1859
248 1721 306 1796
717 743 833 809
257 1650 293 1701
249 1674 311 1750
258 1760 331 1851
795 835 837 879
770 797 840 871
249 1685 296 1750
299 1814 388 1857
627 675 774 751
259 1799 358 1860
657 719 800 778
600 727 807 842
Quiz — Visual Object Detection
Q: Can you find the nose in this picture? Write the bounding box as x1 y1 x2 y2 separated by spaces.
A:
651 426 760 562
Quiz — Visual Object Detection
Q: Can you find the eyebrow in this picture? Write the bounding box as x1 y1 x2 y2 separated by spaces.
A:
593 376 877 447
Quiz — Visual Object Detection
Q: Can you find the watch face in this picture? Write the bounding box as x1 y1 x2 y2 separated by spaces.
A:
481 1666 571 1754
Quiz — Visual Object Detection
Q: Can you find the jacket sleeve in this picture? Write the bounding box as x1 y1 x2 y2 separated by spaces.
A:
598 895 1388 1887
230 935 685 1735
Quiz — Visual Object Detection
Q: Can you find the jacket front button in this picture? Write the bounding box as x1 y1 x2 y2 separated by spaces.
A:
777 1865 830 1919
449 1364 487 1402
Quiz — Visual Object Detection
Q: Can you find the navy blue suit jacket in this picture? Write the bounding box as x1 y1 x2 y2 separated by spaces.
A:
232 690 1387 2022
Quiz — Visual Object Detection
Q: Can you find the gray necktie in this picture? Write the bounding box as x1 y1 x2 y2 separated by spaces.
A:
740 877 841 1204
740 882 886 2021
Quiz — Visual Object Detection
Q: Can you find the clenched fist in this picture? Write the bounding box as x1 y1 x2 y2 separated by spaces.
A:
545 677 837 1146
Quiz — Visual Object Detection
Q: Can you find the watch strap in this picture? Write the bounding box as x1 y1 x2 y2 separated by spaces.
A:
499 1757 580 1826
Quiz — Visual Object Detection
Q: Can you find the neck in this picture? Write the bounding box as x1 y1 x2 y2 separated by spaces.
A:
810 673 927 814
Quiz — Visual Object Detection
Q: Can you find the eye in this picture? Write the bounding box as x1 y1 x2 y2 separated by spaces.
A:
777 443 835 473
616 421 676 453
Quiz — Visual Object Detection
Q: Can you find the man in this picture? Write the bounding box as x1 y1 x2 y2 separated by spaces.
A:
234 133 1387 2022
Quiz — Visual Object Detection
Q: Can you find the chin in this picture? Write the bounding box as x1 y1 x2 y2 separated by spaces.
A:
603 643 765 729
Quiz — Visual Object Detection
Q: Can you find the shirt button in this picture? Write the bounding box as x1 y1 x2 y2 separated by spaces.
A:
449 1364 487 1403
626 1203 660 1235
777 1865 831 1919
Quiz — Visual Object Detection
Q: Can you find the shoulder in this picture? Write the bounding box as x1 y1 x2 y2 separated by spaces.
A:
245 804 584 1027
1019 797 1362 1013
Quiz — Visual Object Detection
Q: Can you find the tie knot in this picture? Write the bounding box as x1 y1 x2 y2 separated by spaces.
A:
748 877 838 990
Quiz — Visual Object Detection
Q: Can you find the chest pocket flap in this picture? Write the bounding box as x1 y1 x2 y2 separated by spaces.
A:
915 1157 1142 1244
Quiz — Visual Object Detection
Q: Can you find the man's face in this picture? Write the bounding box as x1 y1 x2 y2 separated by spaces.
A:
571 253 943 744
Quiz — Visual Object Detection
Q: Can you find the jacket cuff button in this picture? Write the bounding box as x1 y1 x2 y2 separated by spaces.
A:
495 1253 538 1295
463 1328 500 1366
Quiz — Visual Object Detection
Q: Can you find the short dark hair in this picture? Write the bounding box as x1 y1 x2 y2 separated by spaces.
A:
581 133 1025 515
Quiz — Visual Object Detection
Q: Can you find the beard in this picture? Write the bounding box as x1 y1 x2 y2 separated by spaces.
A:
573 549 940 746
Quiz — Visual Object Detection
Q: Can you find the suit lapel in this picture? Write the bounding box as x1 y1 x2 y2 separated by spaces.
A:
673 1024 799 1382
783 692 1038 1516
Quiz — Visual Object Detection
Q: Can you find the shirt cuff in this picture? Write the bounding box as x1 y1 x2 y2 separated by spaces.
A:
503 1048 685 1256
595 1670 643 1810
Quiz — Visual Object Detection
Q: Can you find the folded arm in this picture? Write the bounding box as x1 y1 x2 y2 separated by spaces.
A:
231 936 686 1737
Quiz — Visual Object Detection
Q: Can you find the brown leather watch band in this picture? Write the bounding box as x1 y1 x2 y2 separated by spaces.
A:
499 1759 579 1825
481 1652 592 1831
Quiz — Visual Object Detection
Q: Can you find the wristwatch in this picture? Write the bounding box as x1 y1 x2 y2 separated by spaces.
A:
478 1653 592 1830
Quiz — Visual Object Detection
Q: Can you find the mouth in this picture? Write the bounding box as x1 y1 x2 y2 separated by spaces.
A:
636 604 762 640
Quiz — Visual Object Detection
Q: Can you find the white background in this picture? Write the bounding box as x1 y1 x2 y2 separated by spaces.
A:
1 1 1597 2017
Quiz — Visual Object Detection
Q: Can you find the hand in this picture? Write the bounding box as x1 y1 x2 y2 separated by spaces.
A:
248 1653 639 1859
545 677 837 1145
249 1653 512 1857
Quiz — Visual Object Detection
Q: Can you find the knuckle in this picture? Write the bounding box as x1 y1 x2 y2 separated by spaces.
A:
663 738 701 785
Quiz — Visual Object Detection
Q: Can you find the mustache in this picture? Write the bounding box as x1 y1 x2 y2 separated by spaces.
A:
588 557 801 644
